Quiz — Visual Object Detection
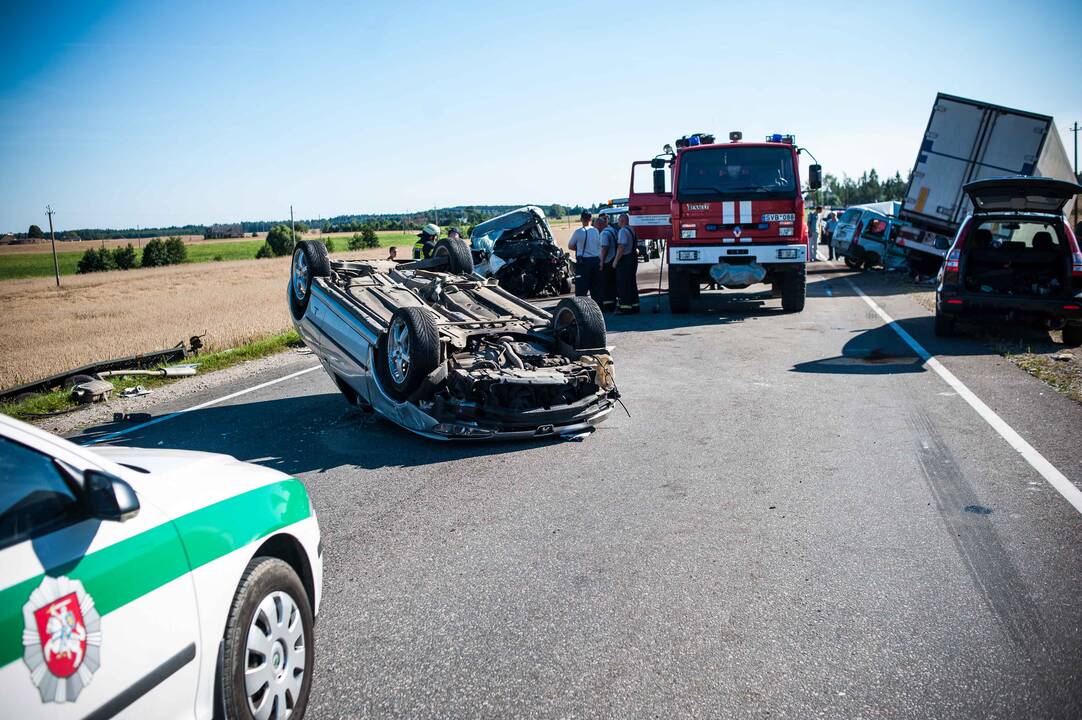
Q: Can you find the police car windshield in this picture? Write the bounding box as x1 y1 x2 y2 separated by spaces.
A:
677 147 796 201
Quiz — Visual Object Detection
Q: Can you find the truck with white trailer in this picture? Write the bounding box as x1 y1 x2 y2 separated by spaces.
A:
894 93 1076 273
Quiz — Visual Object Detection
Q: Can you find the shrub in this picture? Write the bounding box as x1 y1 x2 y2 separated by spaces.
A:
28 224 44 239
348 232 365 251
255 242 275 259
324 238 335 253
142 238 167 267
77 247 117 274
361 224 379 248
111 243 137 270
164 236 187 264
265 225 296 257
213 254 224 262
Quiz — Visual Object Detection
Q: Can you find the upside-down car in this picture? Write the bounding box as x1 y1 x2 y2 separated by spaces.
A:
288 236 618 440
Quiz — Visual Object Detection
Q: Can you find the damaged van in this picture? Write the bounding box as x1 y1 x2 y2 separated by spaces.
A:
934 177 1082 344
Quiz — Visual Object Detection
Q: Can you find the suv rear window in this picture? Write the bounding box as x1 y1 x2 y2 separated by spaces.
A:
970 220 1062 250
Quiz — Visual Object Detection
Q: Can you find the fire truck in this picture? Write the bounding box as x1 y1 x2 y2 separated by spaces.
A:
628 132 821 313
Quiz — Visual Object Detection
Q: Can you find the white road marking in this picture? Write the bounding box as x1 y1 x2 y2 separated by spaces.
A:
83 365 321 445
845 278 1082 516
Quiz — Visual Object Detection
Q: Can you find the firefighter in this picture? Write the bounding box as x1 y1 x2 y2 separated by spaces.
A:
568 211 602 303
596 214 618 312
412 223 441 259
613 213 639 314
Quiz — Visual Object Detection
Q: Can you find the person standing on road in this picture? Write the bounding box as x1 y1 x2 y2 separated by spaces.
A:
413 223 440 259
596 215 619 312
824 211 838 261
567 211 602 303
613 213 640 314
807 206 822 262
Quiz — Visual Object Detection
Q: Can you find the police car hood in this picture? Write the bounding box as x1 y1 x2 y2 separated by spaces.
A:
93 446 296 519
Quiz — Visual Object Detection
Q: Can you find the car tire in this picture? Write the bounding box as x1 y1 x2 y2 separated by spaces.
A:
843 256 862 270
219 557 314 720
289 241 331 320
934 308 956 337
669 268 691 313
1062 323 1082 347
781 267 806 312
432 238 473 275
383 306 440 398
552 296 606 350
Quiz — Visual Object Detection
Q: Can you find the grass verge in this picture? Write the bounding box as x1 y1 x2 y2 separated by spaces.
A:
0 329 304 422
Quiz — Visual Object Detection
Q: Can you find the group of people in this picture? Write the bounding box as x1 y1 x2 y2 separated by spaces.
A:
806 206 840 261
567 211 640 314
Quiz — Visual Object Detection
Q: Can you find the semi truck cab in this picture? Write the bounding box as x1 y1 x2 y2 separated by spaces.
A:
629 132 821 313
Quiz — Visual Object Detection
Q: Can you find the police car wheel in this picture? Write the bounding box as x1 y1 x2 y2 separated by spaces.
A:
220 557 314 720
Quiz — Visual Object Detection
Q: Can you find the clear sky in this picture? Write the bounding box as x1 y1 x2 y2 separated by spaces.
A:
2 0 1079 233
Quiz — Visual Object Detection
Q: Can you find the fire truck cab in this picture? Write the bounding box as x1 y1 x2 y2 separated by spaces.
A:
628 132 821 313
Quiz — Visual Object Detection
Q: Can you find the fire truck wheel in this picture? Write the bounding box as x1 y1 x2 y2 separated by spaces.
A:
669 269 691 313
781 268 806 312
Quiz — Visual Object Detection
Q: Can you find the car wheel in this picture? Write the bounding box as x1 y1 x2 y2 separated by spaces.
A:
843 256 862 270
552 296 606 350
289 241 331 320
934 308 956 337
219 557 314 720
1062 323 1082 347
383 306 440 398
781 267 806 312
669 268 691 313
432 238 473 275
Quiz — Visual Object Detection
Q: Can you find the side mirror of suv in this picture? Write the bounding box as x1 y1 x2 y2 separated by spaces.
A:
84 469 140 521
808 164 823 190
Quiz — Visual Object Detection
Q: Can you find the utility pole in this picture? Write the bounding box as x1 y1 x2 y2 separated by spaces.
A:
1071 122 1080 227
290 205 296 244
45 205 59 287
434 205 439 225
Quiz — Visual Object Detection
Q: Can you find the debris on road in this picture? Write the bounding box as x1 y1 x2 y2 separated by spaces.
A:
71 378 113 404
119 385 152 398
1052 351 1073 362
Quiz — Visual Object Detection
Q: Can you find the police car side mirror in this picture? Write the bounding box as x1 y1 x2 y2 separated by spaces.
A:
84 470 140 522
808 164 822 190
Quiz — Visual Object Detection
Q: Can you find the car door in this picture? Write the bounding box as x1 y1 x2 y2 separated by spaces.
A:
0 430 202 719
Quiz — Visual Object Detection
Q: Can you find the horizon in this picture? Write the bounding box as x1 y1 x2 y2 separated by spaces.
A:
2 0 1079 234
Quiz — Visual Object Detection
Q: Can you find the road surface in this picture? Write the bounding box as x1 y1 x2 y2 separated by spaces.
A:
74 261 1082 719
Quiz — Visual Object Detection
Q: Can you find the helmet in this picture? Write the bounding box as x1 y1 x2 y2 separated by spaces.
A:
421 223 440 237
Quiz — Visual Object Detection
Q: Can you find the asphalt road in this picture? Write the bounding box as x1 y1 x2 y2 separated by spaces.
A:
74 260 1082 719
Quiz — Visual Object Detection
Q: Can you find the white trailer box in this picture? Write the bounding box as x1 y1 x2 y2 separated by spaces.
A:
901 93 1076 235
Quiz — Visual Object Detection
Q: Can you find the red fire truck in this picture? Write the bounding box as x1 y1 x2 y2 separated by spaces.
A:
628 132 821 313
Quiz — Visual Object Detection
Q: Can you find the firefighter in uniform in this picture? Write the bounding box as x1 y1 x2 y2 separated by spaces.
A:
613 213 639 314
413 223 441 259
596 214 619 312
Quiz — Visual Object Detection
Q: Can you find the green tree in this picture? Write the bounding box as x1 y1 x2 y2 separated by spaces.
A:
361 224 379 248
265 225 296 256
255 242 275 259
324 237 336 253
111 243 137 269
348 232 365 250
141 237 168 267
77 247 117 273
164 236 187 264
547 204 565 219
27 224 44 239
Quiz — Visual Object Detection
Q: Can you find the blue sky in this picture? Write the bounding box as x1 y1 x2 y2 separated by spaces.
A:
1 0 1079 232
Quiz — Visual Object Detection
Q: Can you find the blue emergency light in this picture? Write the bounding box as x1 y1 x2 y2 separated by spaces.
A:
770 133 784 143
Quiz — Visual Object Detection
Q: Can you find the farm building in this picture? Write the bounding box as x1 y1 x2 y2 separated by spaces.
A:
205 223 245 239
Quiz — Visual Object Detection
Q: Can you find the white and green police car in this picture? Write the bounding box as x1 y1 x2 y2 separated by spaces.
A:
0 414 321 719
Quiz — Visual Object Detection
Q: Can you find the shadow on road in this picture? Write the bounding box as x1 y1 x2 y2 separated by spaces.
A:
74 393 558 474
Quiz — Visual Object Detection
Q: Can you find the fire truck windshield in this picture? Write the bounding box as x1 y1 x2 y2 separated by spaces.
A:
677 146 796 201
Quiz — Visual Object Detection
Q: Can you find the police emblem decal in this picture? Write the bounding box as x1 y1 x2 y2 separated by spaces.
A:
22 576 102 703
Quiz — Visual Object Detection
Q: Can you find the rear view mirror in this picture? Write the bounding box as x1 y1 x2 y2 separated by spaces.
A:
650 158 666 169
84 470 140 522
808 164 822 190
653 168 667 195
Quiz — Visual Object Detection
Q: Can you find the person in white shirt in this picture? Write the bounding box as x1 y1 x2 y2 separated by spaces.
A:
807 206 823 262
567 211 602 303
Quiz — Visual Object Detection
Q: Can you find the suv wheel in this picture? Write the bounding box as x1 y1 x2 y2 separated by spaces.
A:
1063 323 1082 347
934 308 956 337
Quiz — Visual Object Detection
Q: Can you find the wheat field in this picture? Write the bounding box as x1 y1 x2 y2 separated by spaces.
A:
0 222 578 389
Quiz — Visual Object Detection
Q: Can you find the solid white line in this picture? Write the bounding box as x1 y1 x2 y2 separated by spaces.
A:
83 364 321 445
845 278 1082 515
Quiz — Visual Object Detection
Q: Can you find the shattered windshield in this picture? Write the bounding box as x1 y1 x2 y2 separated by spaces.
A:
677 147 796 201
470 207 552 253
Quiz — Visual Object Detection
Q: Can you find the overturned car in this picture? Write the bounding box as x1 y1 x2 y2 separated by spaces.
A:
288 236 617 440
470 206 573 297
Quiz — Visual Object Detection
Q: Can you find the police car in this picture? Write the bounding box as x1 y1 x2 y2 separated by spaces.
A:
0 414 322 719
